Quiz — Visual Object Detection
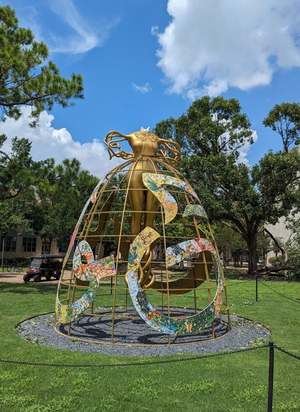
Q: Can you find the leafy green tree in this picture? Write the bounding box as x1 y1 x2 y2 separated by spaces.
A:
155 96 254 157
0 138 98 250
0 198 31 235
213 223 246 264
0 4 84 214
182 151 299 274
263 102 300 152
0 134 34 201
156 96 300 275
0 5 85 239
0 5 83 120
0 134 37 237
28 158 98 246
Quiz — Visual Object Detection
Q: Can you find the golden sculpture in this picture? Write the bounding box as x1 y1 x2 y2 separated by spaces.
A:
105 129 180 234
55 128 228 341
105 130 181 286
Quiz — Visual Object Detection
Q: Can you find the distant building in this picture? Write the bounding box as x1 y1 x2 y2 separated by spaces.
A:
1 233 66 263
266 217 292 245
265 218 291 264
266 145 299 264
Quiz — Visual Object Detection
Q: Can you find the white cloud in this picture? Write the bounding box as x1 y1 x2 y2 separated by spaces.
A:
157 0 300 98
0 108 119 177
216 120 258 165
48 0 118 54
237 130 258 165
17 0 118 55
151 26 159 36
132 82 152 94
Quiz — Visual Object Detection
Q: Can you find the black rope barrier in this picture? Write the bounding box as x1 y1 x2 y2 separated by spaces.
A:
274 344 300 361
268 342 274 412
0 340 298 412
0 342 298 369
0 344 269 369
260 281 300 304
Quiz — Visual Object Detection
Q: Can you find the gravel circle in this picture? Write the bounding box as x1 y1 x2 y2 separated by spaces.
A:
16 309 270 357
58 307 229 345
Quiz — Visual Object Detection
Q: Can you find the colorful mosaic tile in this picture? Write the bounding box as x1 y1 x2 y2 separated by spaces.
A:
142 173 198 224
56 240 116 324
73 240 115 282
126 227 218 335
166 238 216 268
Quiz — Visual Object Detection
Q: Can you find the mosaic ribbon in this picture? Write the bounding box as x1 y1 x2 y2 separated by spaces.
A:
126 174 225 335
142 173 198 224
166 238 216 267
56 240 116 324
56 281 97 325
55 161 131 325
73 240 116 282
126 227 216 335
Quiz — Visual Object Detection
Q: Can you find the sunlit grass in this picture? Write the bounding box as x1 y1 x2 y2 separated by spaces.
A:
0 280 299 411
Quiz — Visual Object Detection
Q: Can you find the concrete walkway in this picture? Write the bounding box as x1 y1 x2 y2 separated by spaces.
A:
0 272 58 285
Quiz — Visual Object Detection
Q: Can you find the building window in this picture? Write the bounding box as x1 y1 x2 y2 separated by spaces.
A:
58 238 67 253
23 237 37 253
0 236 17 252
41 239 51 254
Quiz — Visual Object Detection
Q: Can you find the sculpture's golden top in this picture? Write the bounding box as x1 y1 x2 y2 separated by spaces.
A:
104 129 181 164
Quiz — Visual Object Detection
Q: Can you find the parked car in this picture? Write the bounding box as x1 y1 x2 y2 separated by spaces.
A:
23 255 63 283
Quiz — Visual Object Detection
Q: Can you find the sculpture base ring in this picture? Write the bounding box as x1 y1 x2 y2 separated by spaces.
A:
17 308 270 357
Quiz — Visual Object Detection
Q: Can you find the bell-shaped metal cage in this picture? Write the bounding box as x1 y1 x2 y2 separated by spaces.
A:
55 132 229 343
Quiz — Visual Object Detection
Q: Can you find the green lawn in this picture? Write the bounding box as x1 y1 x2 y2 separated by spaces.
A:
0 280 299 412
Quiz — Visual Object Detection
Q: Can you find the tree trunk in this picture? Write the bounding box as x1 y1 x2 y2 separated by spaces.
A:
246 233 258 276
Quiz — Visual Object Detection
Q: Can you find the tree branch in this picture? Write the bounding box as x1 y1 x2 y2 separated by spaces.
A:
264 227 287 262
0 93 57 108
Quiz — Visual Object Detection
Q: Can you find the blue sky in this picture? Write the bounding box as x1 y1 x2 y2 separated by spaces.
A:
1 0 300 176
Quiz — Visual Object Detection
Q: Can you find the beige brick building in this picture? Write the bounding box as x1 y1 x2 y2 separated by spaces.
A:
1 233 65 262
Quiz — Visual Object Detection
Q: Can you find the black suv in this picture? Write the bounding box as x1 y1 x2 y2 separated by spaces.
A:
23 255 63 283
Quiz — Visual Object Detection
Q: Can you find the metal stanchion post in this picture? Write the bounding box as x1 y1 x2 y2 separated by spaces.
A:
256 275 258 302
267 341 274 412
